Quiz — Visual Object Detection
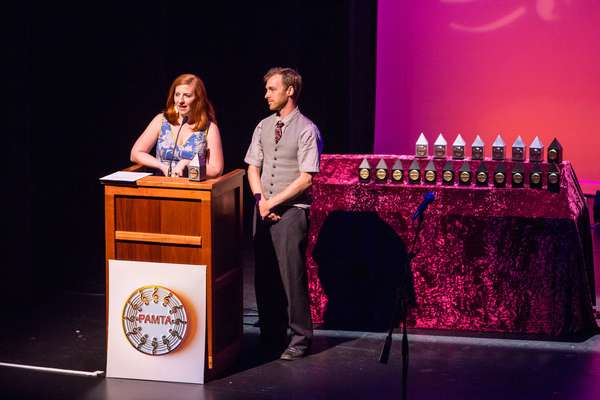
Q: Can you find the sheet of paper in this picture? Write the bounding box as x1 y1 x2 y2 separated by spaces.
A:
99 171 152 182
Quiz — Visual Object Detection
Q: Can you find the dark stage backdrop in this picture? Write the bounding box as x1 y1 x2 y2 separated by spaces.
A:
1 1 377 303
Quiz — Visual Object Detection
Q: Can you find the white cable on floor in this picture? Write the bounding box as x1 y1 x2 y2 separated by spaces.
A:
0 362 104 377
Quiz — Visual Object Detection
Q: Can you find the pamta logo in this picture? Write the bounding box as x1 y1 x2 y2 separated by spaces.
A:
122 286 188 355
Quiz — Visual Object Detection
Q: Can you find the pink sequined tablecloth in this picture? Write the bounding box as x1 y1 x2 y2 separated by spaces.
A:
307 154 597 335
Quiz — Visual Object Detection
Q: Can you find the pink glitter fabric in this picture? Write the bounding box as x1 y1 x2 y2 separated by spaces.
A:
307 154 597 335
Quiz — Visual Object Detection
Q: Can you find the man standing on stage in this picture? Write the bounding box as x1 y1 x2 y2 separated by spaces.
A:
245 67 323 361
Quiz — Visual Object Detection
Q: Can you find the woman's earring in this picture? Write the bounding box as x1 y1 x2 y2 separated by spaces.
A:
174 106 179 114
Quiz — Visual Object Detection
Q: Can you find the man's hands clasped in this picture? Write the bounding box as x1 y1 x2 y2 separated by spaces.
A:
257 198 281 222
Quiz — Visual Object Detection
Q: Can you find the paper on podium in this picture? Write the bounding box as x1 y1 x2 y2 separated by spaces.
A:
100 171 152 182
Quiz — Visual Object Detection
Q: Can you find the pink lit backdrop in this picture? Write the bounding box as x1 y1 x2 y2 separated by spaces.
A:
375 0 600 194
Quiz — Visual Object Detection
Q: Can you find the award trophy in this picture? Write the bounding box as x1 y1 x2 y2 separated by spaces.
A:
547 162 560 193
471 136 485 160
442 160 455 186
375 158 388 183
511 136 526 162
408 159 421 184
548 138 563 164
475 162 489 187
529 162 543 189
493 163 507 188
492 135 506 161
434 134 447 159
458 161 472 186
511 162 525 188
424 160 437 185
415 133 429 158
391 159 404 184
452 134 466 160
188 153 206 182
358 158 371 183
529 136 544 162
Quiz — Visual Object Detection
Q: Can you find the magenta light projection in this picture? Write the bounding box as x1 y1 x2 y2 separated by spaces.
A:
375 0 600 194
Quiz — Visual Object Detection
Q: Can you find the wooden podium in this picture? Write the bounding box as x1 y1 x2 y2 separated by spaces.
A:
103 167 245 380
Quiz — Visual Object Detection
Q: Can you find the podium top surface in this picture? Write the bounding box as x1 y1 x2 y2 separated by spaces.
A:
102 168 245 191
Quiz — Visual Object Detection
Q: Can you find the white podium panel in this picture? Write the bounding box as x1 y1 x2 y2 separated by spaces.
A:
107 260 207 384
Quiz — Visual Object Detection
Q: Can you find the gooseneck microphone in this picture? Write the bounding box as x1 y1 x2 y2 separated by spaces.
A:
412 192 435 221
167 115 188 177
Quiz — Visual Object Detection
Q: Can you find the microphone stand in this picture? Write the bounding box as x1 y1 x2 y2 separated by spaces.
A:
379 210 425 400
167 116 188 177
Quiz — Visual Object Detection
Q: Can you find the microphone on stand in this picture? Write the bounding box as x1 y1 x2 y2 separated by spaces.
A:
167 115 188 177
412 192 435 221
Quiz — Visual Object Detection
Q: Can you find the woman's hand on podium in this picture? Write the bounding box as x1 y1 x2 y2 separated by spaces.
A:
171 160 190 178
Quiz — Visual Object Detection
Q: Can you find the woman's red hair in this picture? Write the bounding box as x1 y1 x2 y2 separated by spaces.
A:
164 74 216 131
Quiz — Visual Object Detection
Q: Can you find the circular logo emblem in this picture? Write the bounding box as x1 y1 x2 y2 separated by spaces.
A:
376 169 387 180
409 170 420 181
548 149 558 161
460 171 470 183
477 172 487 183
453 147 464 158
512 173 523 184
416 145 427 156
425 171 435 182
531 173 541 184
434 146 445 157
442 171 453 182
472 147 483 159
512 148 523 159
494 172 505 184
548 173 559 184
392 170 403 181
122 286 188 356
359 168 370 180
189 167 199 180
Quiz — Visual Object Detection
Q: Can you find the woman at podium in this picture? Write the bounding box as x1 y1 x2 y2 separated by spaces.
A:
131 74 224 178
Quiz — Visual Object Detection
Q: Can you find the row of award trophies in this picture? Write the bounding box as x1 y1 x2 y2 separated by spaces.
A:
358 134 563 193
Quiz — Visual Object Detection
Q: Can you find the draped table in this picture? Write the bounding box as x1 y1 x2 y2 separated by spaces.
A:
306 154 597 335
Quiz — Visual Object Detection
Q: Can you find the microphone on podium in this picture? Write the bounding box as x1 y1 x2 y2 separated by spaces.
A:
167 115 188 177
412 192 435 221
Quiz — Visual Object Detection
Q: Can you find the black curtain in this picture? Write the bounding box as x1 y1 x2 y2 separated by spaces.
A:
1 0 377 304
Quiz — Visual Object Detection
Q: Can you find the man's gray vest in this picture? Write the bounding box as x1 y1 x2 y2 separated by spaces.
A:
260 112 314 206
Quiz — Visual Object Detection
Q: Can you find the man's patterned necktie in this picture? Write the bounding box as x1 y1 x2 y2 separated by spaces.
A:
275 120 284 143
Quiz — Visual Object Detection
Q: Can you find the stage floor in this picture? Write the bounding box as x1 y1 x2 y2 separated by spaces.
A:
2 198 600 400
